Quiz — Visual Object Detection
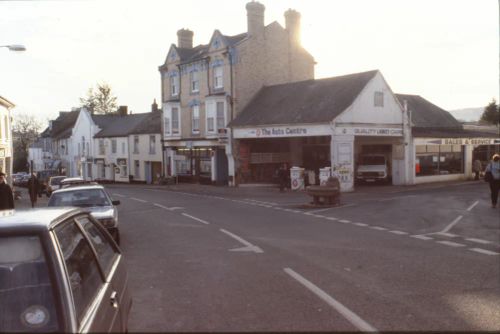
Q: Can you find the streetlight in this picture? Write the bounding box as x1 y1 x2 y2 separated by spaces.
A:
0 44 26 52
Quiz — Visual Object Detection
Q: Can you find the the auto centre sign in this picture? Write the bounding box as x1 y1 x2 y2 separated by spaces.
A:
233 125 331 138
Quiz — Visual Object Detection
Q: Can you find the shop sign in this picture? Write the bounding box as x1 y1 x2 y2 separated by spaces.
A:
415 138 499 145
336 127 403 136
218 128 229 144
233 125 330 138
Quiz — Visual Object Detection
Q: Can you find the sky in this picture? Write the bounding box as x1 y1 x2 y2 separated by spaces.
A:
0 0 498 126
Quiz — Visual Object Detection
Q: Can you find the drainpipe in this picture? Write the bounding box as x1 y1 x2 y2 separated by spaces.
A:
228 47 235 186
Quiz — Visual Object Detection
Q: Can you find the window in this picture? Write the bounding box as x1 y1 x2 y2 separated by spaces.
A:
77 217 118 278
214 66 223 89
55 221 103 325
416 145 464 176
85 143 89 156
170 75 178 96
78 143 81 156
133 136 139 154
111 139 117 154
191 71 199 92
171 107 179 134
149 135 156 154
98 139 105 155
206 101 215 133
192 105 200 133
164 116 171 135
374 91 384 107
216 101 225 130
121 142 125 154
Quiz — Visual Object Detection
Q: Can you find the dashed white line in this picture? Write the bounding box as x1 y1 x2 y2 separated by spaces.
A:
436 241 466 247
220 229 263 253
326 217 338 221
113 193 126 198
181 213 210 225
313 214 326 218
389 230 408 235
466 200 479 211
465 238 491 245
303 212 314 216
370 226 387 231
283 268 377 332
310 207 335 213
354 223 368 227
153 203 169 210
411 235 433 240
338 219 351 223
130 197 147 203
469 248 499 256
436 232 458 238
440 215 463 234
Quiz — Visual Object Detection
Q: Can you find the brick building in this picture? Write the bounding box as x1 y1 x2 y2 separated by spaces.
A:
159 1 314 185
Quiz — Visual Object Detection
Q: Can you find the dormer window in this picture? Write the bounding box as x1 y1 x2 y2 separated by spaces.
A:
214 66 223 89
191 71 199 93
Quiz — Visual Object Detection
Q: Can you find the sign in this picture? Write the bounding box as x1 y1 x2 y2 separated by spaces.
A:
218 128 229 144
336 127 403 137
414 137 499 145
233 124 331 139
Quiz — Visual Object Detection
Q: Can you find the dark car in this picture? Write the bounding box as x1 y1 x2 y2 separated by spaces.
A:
0 208 132 333
36 170 60 194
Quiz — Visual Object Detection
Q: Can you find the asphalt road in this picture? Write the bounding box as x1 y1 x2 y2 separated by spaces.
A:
17 181 500 331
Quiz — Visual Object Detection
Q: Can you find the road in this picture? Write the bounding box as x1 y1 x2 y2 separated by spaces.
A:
18 181 500 331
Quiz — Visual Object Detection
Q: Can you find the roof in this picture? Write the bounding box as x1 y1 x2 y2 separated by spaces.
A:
0 208 81 233
412 127 499 138
129 111 162 134
0 96 15 109
230 70 379 127
94 113 150 138
395 94 462 129
51 110 79 139
53 184 104 194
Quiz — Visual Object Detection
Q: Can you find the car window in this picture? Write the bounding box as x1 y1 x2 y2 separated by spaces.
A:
48 189 111 207
54 221 104 326
360 156 385 165
77 216 118 278
0 235 60 332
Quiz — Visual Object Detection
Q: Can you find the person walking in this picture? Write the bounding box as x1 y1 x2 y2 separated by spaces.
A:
0 172 14 210
473 159 482 181
27 172 39 208
278 163 288 192
485 154 500 208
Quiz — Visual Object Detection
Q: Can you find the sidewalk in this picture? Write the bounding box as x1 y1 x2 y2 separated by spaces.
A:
12 188 49 211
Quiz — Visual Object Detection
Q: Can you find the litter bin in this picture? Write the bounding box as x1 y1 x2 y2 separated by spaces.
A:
290 167 305 191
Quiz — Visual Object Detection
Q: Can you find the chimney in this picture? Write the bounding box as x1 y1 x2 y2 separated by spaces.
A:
177 29 193 49
151 98 159 113
285 9 301 45
246 1 265 38
117 105 128 116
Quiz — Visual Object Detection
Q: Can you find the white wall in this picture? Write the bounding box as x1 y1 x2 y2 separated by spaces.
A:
94 136 129 181
128 134 162 181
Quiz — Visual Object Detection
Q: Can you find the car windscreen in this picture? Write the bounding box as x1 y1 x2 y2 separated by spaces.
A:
0 235 60 332
49 177 65 186
48 189 111 207
360 156 386 165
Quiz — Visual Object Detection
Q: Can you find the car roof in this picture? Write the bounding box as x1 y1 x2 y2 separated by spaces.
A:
61 177 84 182
52 184 105 194
50 176 66 179
0 208 84 233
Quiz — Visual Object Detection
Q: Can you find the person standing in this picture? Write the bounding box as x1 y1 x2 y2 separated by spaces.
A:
473 159 482 180
278 163 288 192
485 154 500 208
27 172 39 208
0 172 14 210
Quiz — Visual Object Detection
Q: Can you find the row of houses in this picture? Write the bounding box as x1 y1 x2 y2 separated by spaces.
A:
30 103 163 184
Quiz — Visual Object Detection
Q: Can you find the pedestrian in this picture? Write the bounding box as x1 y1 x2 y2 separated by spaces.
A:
278 163 288 192
484 154 500 208
473 159 482 180
0 172 14 210
27 172 40 208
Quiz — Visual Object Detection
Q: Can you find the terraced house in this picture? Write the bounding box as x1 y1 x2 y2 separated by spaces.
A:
159 1 314 185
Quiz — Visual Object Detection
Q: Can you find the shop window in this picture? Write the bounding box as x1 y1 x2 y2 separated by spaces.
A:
374 91 384 107
416 145 464 176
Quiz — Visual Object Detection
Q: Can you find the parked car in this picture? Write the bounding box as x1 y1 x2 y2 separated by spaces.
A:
0 208 132 333
47 185 121 244
18 174 31 188
59 177 97 188
12 172 27 186
46 176 67 197
36 170 60 194
356 154 390 183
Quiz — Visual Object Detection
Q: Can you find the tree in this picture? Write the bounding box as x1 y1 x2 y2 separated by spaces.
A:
80 83 118 114
12 113 42 172
480 99 499 125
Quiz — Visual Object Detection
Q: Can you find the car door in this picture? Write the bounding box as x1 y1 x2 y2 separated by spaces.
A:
53 218 119 333
76 215 130 332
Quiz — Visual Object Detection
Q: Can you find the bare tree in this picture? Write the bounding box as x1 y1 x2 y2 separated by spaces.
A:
12 114 42 172
80 83 118 114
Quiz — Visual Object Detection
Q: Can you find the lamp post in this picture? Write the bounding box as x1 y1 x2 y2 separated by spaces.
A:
0 44 26 52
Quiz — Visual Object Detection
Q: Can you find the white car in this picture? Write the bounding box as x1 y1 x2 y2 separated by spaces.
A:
356 154 390 183
46 176 67 197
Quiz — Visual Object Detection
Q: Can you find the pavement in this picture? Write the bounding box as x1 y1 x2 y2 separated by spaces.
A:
13 180 500 331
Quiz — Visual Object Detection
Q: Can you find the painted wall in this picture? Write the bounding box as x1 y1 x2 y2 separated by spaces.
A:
128 133 162 181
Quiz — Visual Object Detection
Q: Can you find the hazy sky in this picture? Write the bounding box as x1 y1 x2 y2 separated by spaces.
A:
0 0 498 125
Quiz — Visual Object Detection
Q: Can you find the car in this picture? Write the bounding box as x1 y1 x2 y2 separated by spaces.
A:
356 154 390 183
0 208 132 333
59 177 97 188
18 174 31 188
47 185 121 244
36 170 60 194
46 176 67 197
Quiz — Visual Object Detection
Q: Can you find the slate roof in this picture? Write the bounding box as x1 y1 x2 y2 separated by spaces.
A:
395 94 462 129
129 111 162 135
94 113 150 138
51 110 79 139
230 70 379 127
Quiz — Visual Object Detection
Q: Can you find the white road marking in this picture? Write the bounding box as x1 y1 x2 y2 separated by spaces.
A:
153 203 169 210
436 232 458 238
466 200 479 211
245 199 278 206
440 215 463 234
283 268 377 332
370 226 387 231
389 230 408 235
437 241 466 247
338 219 351 223
113 193 126 197
181 213 210 225
411 235 433 240
153 203 184 211
130 197 147 203
326 217 338 221
220 229 263 253
469 248 500 256
354 223 368 227
313 214 326 218
465 238 491 245
310 207 336 213
303 212 314 215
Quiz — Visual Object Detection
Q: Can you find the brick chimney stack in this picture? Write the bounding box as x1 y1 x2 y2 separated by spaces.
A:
246 1 265 38
177 29 193 49
285 9 301 45
117 105 128 116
